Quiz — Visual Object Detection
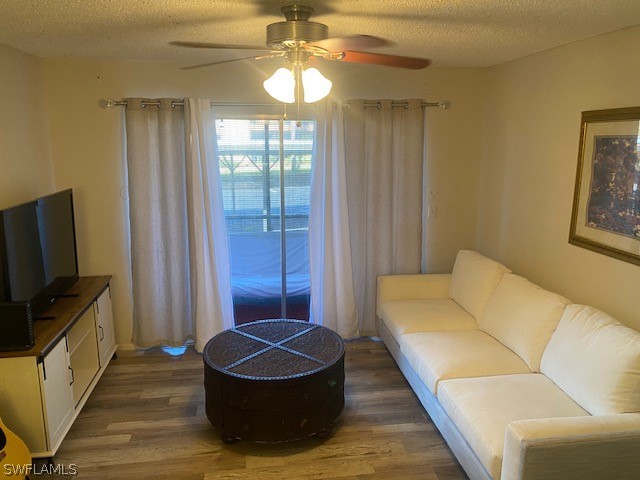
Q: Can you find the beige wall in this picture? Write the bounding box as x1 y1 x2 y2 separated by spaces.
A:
477 25 640 330
0 46 54 208
14 24 640 343
42 59 486 345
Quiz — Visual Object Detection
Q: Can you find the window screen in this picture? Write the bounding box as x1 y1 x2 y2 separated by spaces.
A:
215 119 314 233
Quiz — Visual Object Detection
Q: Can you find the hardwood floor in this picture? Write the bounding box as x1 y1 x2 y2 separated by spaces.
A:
53 338 468 480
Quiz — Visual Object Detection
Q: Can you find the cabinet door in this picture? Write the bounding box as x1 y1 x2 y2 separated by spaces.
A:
95 286 116 367
68 308 100 405
38 338 74 451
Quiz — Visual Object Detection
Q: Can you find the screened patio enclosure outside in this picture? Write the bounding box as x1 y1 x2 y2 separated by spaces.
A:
216 118 314 324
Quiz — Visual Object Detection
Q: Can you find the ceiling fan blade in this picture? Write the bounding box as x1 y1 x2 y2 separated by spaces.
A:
181 54 274 71
332 51 431 69
170 41 271 51
305 35 391 52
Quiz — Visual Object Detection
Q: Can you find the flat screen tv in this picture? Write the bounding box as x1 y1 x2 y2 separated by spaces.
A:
0 189 79 316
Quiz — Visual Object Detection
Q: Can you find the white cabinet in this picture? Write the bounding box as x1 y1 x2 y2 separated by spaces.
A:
0 277 116 458
67 307 100 405
94 287 116 367
39 337 75 451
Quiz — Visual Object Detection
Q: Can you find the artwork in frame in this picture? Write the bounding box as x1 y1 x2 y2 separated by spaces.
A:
569 107 640 266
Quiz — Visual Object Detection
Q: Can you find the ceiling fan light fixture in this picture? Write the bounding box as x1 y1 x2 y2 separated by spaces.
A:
301 67 332 103
175 5 432 76
263 67 295 103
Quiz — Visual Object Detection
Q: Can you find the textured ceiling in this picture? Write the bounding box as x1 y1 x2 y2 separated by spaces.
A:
1 0 640 67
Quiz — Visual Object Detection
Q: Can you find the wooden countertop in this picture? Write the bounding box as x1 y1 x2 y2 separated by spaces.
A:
0 276 112 360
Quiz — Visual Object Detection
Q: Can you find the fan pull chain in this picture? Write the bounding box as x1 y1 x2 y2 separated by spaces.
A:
296 64 302 127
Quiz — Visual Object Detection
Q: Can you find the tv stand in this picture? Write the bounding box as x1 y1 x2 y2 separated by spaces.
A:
0 276 116 458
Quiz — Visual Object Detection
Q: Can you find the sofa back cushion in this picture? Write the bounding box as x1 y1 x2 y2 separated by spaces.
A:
479 274 570 372
449 250 511 320
541 304 640 415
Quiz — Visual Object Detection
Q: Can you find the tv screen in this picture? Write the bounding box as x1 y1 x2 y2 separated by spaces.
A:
0 189 79 314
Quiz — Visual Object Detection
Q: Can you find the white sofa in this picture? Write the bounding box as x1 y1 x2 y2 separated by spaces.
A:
376 250 640 480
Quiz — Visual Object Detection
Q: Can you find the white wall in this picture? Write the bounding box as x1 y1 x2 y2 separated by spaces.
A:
0 46 54 208
477 25 640 330
42 59 486 345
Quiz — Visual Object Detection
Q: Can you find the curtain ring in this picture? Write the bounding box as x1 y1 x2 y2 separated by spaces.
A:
141 102 146 108
171 101 177 108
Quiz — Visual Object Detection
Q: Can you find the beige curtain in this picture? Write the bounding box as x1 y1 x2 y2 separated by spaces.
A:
125 97 234 350
344 99 425 334
125 98 192 347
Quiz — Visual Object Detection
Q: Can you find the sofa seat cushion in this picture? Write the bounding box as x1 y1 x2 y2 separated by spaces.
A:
541 304 640 415
449 250 511 320
400 330 531 395
378 299 478 339
479 273 570 372
438 374 590 480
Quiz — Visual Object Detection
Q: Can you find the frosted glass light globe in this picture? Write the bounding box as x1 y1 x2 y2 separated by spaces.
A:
263 68 295 103
302 67 332 103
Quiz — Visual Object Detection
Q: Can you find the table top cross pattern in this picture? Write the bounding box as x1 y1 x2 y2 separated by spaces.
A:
204 319 345 381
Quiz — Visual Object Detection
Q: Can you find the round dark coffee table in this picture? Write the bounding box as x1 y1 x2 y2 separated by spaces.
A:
203 319 345 443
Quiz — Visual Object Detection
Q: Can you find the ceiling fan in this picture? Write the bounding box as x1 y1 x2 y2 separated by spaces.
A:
170 4 431 103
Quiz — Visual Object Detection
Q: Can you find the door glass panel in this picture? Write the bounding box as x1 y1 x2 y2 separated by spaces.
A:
216 118 314 325
283 120 314 320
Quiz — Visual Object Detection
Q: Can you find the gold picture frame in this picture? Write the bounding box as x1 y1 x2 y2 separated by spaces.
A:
569 106 640 266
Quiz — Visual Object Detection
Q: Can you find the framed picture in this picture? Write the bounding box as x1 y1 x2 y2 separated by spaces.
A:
569 107 640 265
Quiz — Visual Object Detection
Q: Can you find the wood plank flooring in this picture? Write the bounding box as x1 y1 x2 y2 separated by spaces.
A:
53 338 468 480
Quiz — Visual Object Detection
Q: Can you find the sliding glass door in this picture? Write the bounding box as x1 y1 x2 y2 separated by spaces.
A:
215 117 314 324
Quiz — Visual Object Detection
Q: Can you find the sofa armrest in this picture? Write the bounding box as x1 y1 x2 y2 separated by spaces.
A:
501 414 640 480
376 274 451 316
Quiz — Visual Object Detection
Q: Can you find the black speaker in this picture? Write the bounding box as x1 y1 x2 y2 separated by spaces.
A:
0 302 34 351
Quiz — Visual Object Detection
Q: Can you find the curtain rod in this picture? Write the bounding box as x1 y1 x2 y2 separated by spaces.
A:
348 100 448 109
104 99 449 109
105 99 279 108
